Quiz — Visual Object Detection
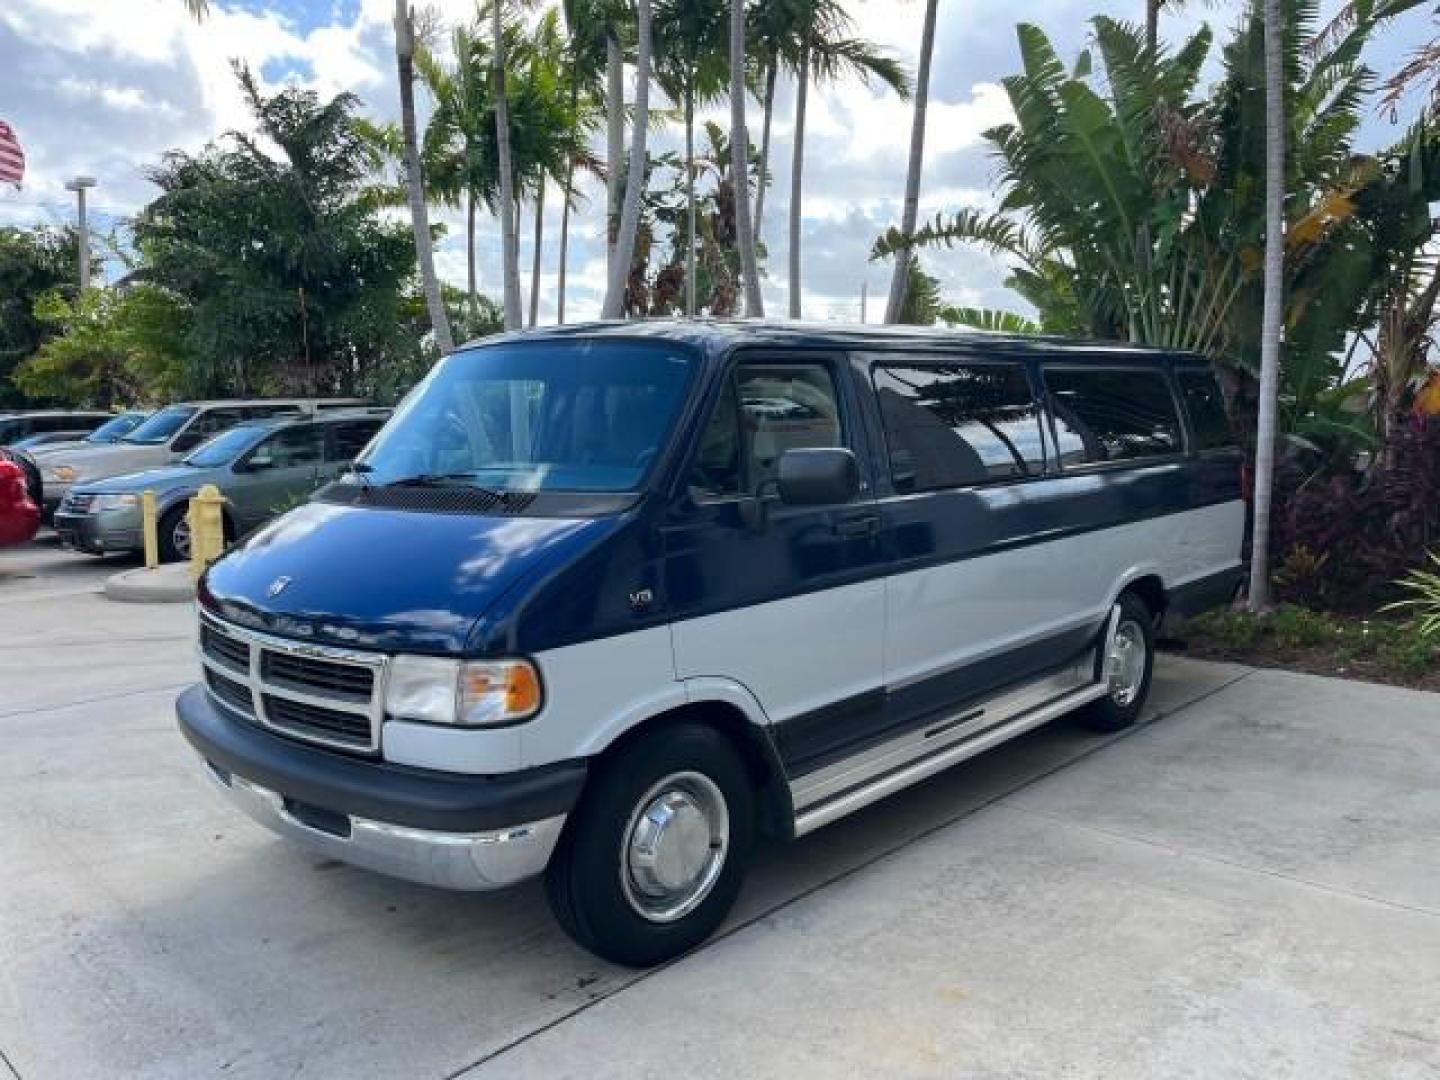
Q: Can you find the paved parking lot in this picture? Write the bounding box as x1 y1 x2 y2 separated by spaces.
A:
2 536 1438 1079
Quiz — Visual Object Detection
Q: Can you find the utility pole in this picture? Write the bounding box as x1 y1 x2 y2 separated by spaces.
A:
65 175 96 290
860 280 868 324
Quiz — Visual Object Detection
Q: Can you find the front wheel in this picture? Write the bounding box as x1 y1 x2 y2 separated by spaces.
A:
545 724 755 967
157 505 193 563
1081 592 1155 733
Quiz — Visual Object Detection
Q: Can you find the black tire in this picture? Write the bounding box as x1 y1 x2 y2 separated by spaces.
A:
157 505 191 563
545 724 755 967
1081 591 1156 733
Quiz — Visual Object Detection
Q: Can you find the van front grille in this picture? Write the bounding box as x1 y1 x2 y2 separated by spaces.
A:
261 651 373 703
197 611 385 754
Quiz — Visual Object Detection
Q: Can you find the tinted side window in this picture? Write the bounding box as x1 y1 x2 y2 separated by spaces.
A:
255 425 325 467
874 363 1042 491
191 408 249 438
688 361 844 498
1176 369 1234 451
1045 368 1182 467
328 420 382 462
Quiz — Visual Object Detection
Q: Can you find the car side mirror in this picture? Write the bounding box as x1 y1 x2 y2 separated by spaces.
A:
777 448 859 506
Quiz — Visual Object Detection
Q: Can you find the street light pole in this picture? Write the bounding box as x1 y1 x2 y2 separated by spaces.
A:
64 175 97 291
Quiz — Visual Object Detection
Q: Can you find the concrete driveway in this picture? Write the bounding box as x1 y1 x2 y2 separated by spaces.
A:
2 538 1438 1079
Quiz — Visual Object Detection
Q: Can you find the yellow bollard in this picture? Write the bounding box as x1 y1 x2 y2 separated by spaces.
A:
188 484 226 580
141 490 159 570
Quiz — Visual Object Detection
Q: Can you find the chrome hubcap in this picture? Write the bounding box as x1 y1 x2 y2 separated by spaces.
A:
172 516 192 560
621 771 729 923
1107 618 1147 707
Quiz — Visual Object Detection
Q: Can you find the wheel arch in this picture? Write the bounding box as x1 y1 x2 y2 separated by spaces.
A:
1110 568 1168 627
586 689 794 841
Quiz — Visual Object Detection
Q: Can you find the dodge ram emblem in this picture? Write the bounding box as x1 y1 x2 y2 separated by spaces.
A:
267 576 293 598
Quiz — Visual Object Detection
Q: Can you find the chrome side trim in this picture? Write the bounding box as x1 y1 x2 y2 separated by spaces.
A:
791 669 1108 838
791 658 1094 814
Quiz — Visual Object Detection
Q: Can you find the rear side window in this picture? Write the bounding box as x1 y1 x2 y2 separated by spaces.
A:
873 363 1043 492
1176 369 1234 451
1045 367 1182 467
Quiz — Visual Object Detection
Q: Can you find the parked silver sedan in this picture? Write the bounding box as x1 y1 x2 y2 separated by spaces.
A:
53 410 388 561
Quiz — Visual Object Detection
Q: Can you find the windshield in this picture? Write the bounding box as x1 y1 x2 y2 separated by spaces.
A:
86 412 147 443
184 425 267 467
123 405 197 445
357 341 698 492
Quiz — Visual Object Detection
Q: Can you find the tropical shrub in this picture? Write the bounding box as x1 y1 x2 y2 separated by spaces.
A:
1382 550 1440 637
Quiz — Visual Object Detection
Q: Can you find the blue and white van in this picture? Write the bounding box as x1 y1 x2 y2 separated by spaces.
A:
177 322 1244 965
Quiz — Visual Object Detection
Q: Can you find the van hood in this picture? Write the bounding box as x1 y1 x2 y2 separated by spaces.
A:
81 464 203 495
43 443 171 482
200 500 620 654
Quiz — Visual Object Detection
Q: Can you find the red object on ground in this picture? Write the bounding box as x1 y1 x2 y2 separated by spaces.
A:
0 459 40 547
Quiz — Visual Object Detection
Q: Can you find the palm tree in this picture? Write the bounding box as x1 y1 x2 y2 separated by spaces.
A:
730 0 764 316
748 0 803 244
1248 0 1284 611
883 0 936 324
786 3 910 317
394 0 455 352
603 0 654 317
181 0 207 17
416 27 494 315
559 0 612 323
655 0 729 316
606 31 625 275
490 0 523 330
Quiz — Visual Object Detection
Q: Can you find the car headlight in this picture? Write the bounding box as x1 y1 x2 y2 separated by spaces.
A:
385 656 542 727
44 465 78 482
93 493 140 512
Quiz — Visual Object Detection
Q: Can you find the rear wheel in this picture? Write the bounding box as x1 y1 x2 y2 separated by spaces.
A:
545 724 755 967
1081 591 1155 733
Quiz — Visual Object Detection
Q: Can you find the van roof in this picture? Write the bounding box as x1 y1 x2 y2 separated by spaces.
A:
461 319 1210 364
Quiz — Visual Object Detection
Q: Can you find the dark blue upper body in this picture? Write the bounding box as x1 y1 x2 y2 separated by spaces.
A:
200 320 1241 656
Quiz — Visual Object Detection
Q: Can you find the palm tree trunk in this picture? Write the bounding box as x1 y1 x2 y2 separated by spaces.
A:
884 0 937 324
754 60 776 243
492 0 522 331
558 159 575 324
529 183 545 327
394 0 454 352
603 0 652 318
730 0 764 318
558 73 579 326
606 34 624 276
1145 0 1162 52
788 44 809 319
1248 0 1285 612
466 188 477 315
685 87 697 317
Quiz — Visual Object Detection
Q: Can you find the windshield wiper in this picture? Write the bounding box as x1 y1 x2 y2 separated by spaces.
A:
380 471 507 498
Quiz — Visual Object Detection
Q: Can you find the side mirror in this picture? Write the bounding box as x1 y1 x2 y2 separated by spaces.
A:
777 447 859 506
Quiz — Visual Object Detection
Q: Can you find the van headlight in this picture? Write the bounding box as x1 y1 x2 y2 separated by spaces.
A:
44 465 78 482
385 656 542 726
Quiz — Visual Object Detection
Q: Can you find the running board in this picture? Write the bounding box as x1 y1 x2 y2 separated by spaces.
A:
791 681 1109 838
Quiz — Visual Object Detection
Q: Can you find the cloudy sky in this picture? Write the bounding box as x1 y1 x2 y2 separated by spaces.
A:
0 0 1427 323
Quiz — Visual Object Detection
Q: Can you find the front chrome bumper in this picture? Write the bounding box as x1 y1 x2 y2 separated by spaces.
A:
199 756 566 891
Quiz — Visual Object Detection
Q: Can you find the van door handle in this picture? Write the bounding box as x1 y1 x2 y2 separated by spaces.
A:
833 512 880 538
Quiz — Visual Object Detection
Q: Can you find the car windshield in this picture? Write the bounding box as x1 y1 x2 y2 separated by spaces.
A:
184 425 267 467
86 413 146 443
122 405 197 445
356 341 698 492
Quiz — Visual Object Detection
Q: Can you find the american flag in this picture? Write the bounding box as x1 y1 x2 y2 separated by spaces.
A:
0 121 25 187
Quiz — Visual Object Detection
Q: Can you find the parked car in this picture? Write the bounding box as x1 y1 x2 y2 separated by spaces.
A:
17 411 151 516
38 398 366 517
0 410 113 447
176 322 1244 967
55 409 388 561
0 458 40 548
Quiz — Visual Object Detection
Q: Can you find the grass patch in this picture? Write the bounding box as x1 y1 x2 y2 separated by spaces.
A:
1168 603 1440 691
